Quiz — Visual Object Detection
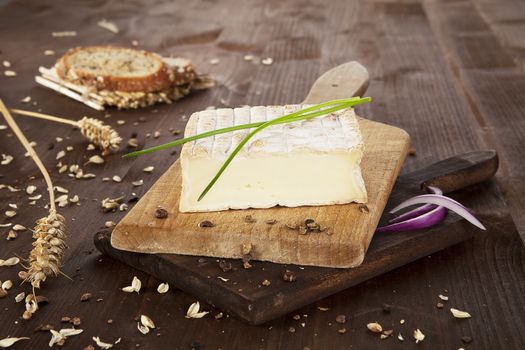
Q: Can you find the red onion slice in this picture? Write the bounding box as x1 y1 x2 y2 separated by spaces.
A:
390 194 486 230
377 205 448 232
388 186 443 224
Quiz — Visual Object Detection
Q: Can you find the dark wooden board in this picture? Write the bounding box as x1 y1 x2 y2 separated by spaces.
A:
95 151 498 324
1 0 525 348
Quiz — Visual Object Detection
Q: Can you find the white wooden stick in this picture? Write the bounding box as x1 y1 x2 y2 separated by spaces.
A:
35 75 104 111
38 67 104 102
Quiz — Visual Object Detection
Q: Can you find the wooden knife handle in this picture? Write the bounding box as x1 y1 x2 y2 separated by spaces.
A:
397 150 499 194
302 61 370 104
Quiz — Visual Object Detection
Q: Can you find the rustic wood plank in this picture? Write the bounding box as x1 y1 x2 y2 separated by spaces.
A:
423 0 525 241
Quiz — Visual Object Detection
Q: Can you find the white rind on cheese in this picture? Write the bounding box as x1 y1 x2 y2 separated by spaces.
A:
180 104 367 212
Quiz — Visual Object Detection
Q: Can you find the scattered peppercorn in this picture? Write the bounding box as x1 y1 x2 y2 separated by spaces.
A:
155 207 168 219
198 220 214 228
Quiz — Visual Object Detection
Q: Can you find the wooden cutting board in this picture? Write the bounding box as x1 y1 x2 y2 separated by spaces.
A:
110 62 411 268
96 150 499 325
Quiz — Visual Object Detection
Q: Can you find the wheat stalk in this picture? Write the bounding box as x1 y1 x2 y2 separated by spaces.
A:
10 109 122 155
0 99 67 291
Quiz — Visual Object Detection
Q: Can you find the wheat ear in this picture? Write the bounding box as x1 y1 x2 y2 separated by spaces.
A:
0 100 67 290
10 108 122 155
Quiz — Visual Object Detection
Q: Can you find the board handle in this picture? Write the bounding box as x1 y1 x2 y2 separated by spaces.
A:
302 61 370 104
398 150 499 194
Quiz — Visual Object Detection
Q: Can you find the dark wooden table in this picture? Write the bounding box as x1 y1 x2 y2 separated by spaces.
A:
1 0 524 349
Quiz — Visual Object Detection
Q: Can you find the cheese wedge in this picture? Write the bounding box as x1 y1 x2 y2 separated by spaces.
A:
179 104 367 212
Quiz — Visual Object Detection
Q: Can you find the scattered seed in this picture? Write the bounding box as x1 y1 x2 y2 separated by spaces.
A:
185 301 209 319
140 315 155 329
51 31 77 37
157 283 169 294
44 50 55 56
112 175 122 183
154 208 168 219
92 336 114 349
383 329 393 336
3 70 16 77
214 312 224 320
0 289 7 298
282 270 296 282
15 292 25 303
55 186 68 194
398 333 404 341
198 220 214 228
0 337 30 348
97 19 119 34
0 257 20 266
317 307 330 311
5 210 16 218
48 328 83 347
1 154 13 165
209 58 220 65
20 96 31 103
244 55 254 61
261 57 273 65
26 185 37 194
450 308 471 318
400 319 405 324
437 302 444 309
12 224 26 231
143 166 154 173
87 155 105 165
137 322 150 335
105 221 116 228
132 179 143 187
413 329 425 343
262 279 271 286
288 327 296 333
2 280 13 290
335 315 346 324
2 60 11 68
80 292 92 302
122 276 141 293
101 196 124 212
438 294 449 301
367 322 383 333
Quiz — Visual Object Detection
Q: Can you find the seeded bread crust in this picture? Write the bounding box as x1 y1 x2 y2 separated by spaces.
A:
56 46 185 93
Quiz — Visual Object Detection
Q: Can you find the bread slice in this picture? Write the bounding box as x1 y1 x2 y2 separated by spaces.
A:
56 46 175 93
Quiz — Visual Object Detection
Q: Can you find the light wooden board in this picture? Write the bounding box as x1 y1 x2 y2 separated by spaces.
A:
111 62 410 268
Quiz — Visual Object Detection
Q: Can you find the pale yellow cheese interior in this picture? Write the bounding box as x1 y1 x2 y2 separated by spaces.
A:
180 151 366 212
